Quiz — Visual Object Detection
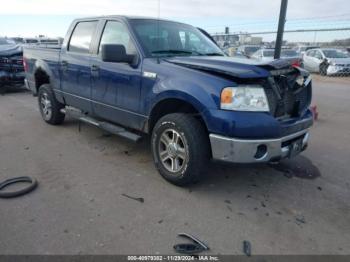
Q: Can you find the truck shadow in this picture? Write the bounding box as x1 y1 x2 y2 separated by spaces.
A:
61 120 321 193
201 156 321 184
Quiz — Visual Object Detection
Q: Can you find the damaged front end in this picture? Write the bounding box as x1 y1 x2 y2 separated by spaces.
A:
261 66 312 120
165 56 313 163
0 55 25 88
0 41 25 91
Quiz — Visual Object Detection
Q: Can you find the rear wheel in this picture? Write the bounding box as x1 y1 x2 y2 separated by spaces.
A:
38 84 65 125
151 113 210 186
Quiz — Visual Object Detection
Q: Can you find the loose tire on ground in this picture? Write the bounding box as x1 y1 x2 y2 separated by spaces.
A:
38 84 65 125
151 113 210 186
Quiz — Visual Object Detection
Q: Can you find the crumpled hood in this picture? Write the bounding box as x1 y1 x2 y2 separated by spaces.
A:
0 44 23 56
327 57 350 65
165 56 292 79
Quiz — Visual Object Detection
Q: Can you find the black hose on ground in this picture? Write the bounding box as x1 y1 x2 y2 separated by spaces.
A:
0 177 38 198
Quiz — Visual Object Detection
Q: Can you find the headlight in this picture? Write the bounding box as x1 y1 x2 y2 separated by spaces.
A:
220 86 270 112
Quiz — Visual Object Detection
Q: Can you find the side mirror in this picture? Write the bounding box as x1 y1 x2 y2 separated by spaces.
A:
101 44 135 64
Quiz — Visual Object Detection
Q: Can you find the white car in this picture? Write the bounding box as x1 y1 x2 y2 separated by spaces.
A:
295 46 320 58
251 49 301 66
303 48 350 76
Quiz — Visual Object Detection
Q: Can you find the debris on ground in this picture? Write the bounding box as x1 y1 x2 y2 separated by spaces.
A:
0 176 38 198
121 193 144 203
310 105 319 121
295 215 306 225
243 240 252 257
174 233 209 255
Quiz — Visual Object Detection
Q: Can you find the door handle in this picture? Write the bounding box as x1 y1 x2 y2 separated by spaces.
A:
61 60 68 71
91 65 99 71
91 64 99 77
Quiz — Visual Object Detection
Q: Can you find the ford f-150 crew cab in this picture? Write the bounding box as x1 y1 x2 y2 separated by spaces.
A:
23 16 313 186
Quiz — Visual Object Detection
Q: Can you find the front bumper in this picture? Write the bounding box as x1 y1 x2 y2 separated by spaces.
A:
0 70 25 86
327 65 350 75
210 129 309 163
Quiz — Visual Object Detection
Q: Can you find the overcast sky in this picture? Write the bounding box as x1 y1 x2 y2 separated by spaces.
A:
1 0 349 41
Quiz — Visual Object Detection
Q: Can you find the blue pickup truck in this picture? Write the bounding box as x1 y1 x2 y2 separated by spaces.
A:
23 16 313 186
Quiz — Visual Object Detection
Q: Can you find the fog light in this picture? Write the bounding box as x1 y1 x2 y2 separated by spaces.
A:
254 144 267 159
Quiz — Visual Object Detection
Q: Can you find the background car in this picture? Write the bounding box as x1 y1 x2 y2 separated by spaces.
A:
251 48 302 66
303 48 350 76
295 45 320 58
236 45 261 58
0 37 25 93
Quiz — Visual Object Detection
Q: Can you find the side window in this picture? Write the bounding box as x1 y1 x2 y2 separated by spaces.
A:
68 21 98 54
99 21 136 55
315 51 322 59
307 50 314 57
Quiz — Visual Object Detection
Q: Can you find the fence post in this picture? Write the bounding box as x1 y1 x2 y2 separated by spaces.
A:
274 0 288 59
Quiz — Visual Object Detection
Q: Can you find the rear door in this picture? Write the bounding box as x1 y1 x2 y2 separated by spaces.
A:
60 20 98 112
89 19 144 129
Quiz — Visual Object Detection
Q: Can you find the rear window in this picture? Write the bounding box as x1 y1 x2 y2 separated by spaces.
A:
68 21 98 54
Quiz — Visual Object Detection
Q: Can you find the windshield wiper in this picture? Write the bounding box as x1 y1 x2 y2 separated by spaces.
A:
151 50 193 55
202 52 225 56
151 50 225 57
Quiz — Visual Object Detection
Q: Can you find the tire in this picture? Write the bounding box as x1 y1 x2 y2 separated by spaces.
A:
320 64 328 76
151 113 210 186
0 177 38 198
38 84 65 125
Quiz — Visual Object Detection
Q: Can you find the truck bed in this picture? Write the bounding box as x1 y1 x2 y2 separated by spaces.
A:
23 46 61 94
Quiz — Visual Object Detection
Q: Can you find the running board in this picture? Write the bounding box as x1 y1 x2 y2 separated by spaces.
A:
61 107 142 142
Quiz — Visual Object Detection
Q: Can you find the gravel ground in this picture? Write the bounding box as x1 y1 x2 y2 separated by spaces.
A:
0 76 349 255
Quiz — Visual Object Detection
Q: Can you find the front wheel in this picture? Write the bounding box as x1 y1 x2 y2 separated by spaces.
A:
151 113 210 186
38 84 65 125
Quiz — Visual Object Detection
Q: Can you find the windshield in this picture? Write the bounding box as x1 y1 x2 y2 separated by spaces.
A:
263 50 274 57
130 19 224 57
281 50 298 57
322 49 349 58
0 38 16 45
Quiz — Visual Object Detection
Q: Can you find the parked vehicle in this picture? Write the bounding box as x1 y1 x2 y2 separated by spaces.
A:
0 37 25 93
23 16 313 186
23 38 39 45
303 48 350 76
236 45 261 58
251 48 301 66
295 46 320 58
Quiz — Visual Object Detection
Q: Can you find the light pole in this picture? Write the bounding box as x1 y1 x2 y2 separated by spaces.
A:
274 0 288 59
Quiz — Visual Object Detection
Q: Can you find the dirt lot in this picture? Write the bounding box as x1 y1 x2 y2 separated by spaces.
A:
0 76 349 255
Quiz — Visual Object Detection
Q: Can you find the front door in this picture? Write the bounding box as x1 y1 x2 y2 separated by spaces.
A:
90 20 143 129
60 20 98 112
